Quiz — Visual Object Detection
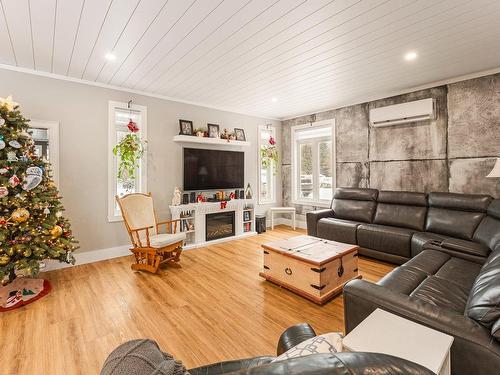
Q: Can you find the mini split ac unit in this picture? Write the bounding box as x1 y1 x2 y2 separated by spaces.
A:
369 98 435 127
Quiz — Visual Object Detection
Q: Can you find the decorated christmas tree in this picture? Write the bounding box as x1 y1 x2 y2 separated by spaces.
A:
0 96 78 285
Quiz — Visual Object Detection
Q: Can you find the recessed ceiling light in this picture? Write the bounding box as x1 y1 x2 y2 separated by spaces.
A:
271 97 278 102
404 51 417 61
105 52 116 61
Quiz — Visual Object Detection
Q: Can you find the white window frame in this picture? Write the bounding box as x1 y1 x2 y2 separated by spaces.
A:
107 101 148 222
30 119 60 188
291 119 335 207
258 125 277 204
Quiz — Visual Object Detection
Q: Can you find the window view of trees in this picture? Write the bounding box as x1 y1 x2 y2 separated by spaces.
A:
294 123 333 203
319 141 332 200
299 143 313 198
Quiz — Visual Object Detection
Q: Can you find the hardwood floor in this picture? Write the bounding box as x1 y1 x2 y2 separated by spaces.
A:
0 226 394 375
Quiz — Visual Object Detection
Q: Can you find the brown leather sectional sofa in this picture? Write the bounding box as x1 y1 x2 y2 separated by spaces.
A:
307 188 500 375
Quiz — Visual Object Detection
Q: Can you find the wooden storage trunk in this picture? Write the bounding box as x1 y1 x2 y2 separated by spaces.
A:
260 236 360 304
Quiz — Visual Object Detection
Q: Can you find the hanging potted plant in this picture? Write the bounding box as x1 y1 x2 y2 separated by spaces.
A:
260 135 278 173
113 118 146 187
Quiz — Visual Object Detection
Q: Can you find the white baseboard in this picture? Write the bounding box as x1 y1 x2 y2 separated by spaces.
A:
41 232 260 271
41 244 131 272
41 222 305 273
183 231 257 250
271 217 307 230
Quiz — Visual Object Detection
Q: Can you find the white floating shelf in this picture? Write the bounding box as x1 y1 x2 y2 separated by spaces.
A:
173 134 250 147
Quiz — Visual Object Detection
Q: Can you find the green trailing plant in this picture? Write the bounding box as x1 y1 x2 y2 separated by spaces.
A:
113 134 146 182
260 136 278 172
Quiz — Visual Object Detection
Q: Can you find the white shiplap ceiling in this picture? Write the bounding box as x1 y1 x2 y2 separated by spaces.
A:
1 0 500 120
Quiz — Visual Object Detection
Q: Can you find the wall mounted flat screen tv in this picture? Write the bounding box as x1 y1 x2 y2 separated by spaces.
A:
183 148 244 191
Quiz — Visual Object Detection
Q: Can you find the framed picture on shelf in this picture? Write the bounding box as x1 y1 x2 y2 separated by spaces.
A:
179 119 194 135
234 128 246 141
208 123 219 138
243 210 251 222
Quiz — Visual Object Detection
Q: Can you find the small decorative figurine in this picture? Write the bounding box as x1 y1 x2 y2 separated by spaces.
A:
245 183 253 199
171 187 182 206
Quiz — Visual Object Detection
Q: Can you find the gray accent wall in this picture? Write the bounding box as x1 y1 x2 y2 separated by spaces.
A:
281 73 500 220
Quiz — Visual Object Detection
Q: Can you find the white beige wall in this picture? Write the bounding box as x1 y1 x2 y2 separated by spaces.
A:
0 69 281 253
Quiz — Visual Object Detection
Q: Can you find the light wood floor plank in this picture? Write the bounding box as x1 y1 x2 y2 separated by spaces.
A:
0 226 394 374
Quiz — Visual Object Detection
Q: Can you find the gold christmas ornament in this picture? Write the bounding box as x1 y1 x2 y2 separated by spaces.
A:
0 254 10 266
50 225 63 238
0 95 18 112
11 208 30 223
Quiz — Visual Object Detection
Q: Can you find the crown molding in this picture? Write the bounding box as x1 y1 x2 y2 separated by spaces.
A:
0 64 280 122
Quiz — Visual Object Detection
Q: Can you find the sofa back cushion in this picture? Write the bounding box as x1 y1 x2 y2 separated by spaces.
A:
465 250 500 330
425 192 492 240
474 200 500 252
331 188 378 223
374 191 427 231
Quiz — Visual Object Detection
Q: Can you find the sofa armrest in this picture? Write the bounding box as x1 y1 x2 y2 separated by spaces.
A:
277 323 316 356
306 209 334 237
343 279 500 375
188 357 274 375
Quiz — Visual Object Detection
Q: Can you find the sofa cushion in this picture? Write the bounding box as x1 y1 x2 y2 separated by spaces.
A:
410 276 470 313
474 200 500 252
377 190 427 206
378 266 428 295
465 251 500 329
333 187 378 201
374 203 427 231
428 192 492 212
404 249 451 275
331 188 378 223
332 200 376 224
492 319 500 340
425 192 492 241
435 257 482 290
426 208 485 240
375 190 427 233
317 218 361 245
357 224 415 258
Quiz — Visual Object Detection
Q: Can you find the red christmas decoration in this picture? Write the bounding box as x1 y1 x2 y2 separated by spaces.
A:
269 136 276 145
127 119 139 133
220 201 227 209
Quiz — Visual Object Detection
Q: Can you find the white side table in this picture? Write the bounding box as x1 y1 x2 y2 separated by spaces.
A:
342 309 453 375
269 207 296 230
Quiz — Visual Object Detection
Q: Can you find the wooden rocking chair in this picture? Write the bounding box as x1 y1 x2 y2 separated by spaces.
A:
116 193 185 274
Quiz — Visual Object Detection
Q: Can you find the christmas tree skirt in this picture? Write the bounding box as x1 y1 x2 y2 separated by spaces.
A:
0 277 51 312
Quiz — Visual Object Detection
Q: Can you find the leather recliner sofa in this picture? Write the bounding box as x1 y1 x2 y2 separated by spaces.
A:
307 188 498 264
102 323 434 375
306 188 500 375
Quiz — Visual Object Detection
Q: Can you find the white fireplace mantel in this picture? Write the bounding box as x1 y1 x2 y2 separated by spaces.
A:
170 199 256 249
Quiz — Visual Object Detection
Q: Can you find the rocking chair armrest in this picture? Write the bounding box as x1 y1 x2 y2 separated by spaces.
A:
131 225 155 233
156 219 181 234
130 226 154 247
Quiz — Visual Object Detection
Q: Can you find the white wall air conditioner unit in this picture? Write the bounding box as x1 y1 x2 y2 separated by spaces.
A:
369 98 435 127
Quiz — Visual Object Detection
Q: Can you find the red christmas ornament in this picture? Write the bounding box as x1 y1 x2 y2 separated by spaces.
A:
220 201 227 209
269 136 276 146
127 119 139 133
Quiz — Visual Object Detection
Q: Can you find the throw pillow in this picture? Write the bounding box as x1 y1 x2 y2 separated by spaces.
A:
272 333 343 362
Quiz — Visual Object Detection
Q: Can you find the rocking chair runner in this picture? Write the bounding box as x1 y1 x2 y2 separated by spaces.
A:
116 193 185 273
